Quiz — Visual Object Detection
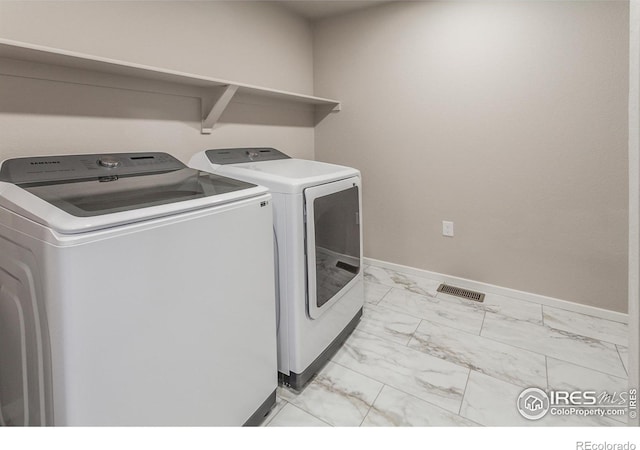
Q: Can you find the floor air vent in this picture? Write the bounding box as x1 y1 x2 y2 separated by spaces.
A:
437 284 485 302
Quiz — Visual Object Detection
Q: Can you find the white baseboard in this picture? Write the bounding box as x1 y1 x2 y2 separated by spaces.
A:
364 257 628 324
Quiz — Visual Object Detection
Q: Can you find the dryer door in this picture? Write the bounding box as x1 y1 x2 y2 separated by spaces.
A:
304 176 361 319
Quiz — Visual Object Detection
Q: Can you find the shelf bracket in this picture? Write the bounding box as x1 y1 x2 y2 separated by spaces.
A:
201 84 239 134
314 102 341 125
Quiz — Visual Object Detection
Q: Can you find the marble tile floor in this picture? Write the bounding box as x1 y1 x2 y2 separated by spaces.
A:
262 263 629 427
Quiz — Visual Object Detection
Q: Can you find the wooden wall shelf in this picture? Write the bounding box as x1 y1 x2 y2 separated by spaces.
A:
0 39 341 134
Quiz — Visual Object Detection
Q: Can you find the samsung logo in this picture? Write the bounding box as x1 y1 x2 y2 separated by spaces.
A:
30 161 60 165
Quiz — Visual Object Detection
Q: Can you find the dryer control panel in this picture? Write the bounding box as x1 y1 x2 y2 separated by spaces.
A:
0 153 185 184
205 147 290 165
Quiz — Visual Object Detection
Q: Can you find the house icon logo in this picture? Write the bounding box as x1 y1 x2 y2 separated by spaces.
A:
517 387 550 420
525 395 544 411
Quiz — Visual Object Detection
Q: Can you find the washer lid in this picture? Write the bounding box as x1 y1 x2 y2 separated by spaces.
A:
195 149 360 194
0 153 267 234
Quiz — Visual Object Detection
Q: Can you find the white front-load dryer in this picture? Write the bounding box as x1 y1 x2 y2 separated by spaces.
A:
0 152 277 425
189 148 364 390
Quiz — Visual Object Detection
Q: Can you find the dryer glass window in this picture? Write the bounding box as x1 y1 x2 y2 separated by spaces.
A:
313 186 360 308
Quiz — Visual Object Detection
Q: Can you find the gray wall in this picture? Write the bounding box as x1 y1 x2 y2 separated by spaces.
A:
0 1 316 163
0 0 630 314
314 1 629 312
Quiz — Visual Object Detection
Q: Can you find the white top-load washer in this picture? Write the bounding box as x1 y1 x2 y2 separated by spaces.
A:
0 152 277 426
189 148 364 390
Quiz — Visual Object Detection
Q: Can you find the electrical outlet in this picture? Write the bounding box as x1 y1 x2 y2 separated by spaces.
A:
442 221 454 237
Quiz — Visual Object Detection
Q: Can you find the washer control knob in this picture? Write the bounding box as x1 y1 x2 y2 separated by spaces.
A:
98 157 121 169
247 151 260 160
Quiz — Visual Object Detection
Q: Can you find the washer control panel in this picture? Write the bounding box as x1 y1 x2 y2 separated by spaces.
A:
205 147 290 165
0 152 185 184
